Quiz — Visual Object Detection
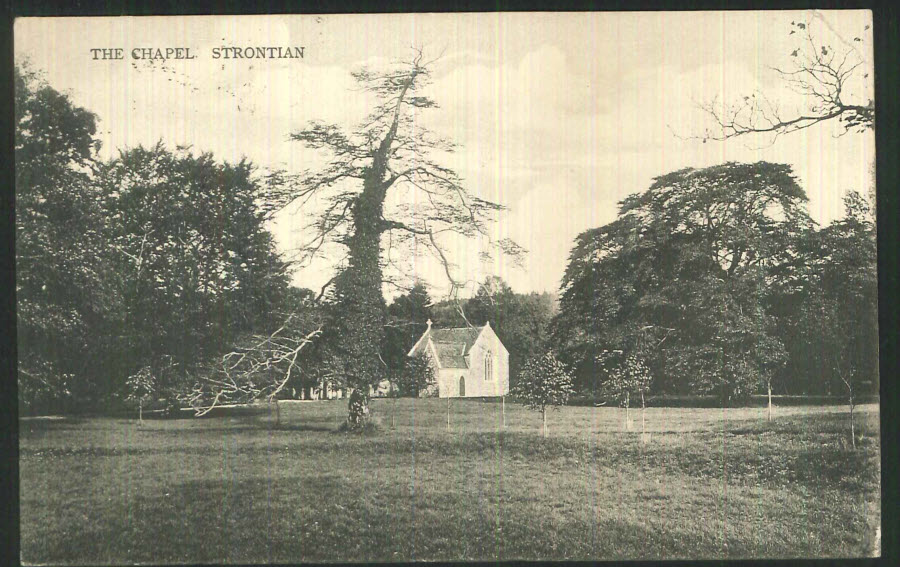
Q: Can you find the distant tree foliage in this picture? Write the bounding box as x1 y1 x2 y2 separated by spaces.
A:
464 277 558 389
429 298 470 328
511 352 574 437
383 282 433 377
394 355 436 398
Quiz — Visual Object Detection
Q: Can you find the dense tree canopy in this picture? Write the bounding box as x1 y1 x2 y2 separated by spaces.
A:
16 66 291 414
554 161 878 404
97 144 292 410
15 66 111 411
553 162 813 402
802 192 878 394
383 282 433 376
393 355 436 398
99 144 289 379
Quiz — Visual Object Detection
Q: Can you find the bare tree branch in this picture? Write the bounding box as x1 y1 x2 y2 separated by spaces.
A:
683 19 873 145
184 324 322 416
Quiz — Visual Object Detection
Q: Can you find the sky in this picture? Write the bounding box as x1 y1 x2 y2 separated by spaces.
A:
15 11 875 299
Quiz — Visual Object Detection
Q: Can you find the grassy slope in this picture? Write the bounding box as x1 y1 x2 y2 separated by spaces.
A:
19 399 880 563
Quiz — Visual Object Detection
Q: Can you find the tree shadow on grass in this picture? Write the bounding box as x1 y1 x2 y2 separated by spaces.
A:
269 423 336 433
24 471 844 563
22 473 378 565
142 421 338 435
19 416 92 431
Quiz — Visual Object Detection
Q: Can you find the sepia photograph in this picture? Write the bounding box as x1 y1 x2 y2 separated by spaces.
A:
14 10 880 563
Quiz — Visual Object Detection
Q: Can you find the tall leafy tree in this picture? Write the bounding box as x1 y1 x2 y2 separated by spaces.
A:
692 15 878 408
554 162 811 403
99 144 290 398
15 65 112 412
808 192 878 446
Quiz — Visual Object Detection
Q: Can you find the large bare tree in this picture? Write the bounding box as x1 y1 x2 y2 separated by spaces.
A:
266 51 522 426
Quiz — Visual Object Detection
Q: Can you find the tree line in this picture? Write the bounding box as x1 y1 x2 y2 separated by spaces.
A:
17 23 877 432
15 60 544 419
551 162 877 413
16 66 291 415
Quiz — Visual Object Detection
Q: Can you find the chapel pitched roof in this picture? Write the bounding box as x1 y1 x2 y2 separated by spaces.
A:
409 324 485 369
432 342 469 369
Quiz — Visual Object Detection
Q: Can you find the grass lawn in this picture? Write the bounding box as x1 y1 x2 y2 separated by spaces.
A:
19 398 880 563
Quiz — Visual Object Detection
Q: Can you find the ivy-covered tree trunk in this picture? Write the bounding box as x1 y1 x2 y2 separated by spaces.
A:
330 68 419 429
347 389 371 428
335 146 393 427
336 210 386 426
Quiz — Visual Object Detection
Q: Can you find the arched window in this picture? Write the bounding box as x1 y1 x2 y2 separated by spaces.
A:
459 376 466 396
484 351 493 382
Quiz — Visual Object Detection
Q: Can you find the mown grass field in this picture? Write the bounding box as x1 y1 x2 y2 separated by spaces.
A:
19 399 880 563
